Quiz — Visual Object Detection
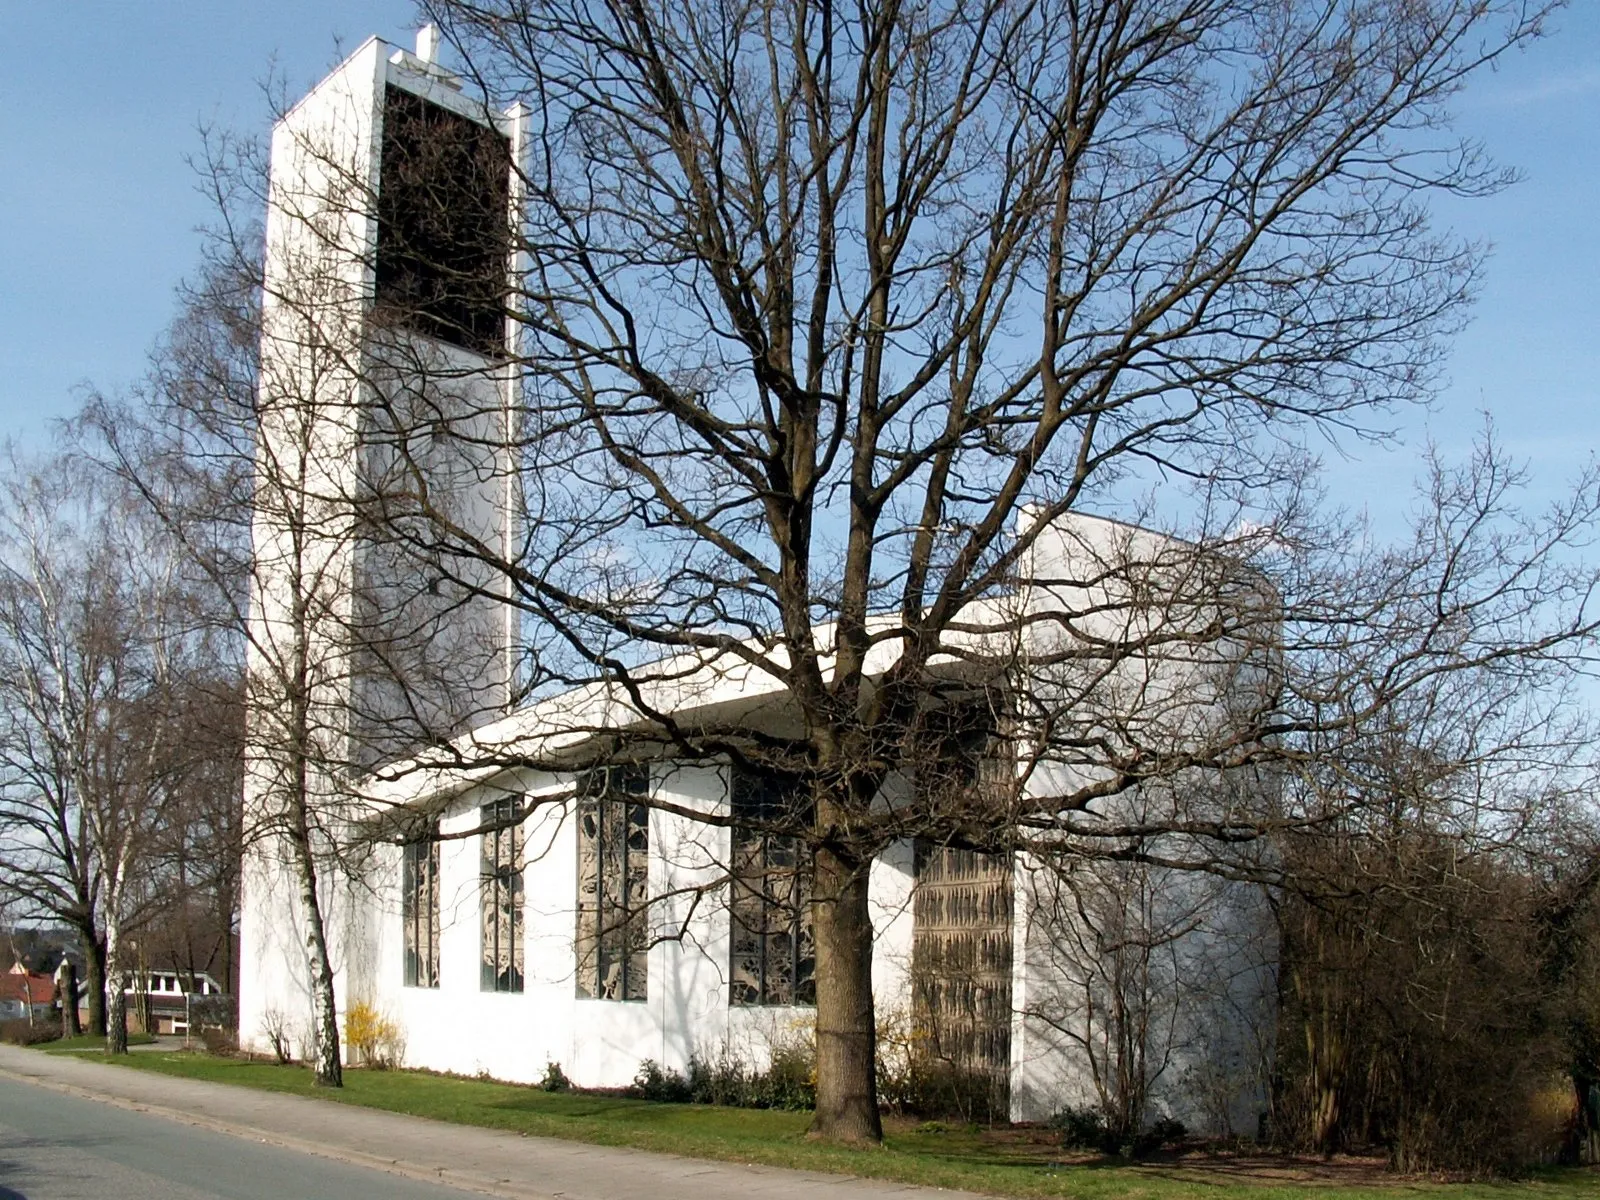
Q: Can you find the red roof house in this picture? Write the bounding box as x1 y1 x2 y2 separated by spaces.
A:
0 967 56 1023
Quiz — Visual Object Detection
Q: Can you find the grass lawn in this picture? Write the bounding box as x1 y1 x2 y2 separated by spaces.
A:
32 1033 155 1050
54 1050 1600 1200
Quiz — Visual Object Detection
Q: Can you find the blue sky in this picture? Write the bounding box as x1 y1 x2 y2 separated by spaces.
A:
1366 4 1600 517
0 0 415 437
1 2 1595 528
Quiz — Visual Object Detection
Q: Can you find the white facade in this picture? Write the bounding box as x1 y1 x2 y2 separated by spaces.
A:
238 32 1276 1133
359 766 914 1086
241 507 1276 1127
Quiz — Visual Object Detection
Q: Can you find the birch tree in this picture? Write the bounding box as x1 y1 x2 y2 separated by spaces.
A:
0 447 225 1051
91 148 359 1083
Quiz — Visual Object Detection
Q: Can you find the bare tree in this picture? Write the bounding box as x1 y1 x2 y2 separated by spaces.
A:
91 0 1597 1140
284 0 1587 1141
0 444 227 1052
139 673 244 998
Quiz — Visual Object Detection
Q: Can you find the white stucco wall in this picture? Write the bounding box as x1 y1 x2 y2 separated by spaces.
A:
1002 512 1278 1130
347 762 916 1089
1007 849 1275 1131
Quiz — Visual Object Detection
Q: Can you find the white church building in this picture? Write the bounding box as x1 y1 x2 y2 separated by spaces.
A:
237 30 1275 1133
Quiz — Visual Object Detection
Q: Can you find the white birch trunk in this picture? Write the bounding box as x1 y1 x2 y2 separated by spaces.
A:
104 911 128 1054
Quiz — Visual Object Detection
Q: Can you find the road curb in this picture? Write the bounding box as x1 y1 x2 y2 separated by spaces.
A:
0 1060 554 1199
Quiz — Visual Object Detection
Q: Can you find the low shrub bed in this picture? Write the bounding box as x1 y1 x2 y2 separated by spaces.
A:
0 1019 63 1046
627 1043 816 1111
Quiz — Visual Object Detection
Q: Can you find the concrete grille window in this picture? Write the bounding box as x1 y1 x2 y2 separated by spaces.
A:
403 823 441 988
911 841 1014 1119
575 764 649 1001
729 767 814 1006
480 797 524 992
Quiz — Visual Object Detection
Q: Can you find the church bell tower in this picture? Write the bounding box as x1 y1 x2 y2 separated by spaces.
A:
239 26 524 1055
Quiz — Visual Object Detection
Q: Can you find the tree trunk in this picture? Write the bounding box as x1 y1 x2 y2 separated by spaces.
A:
105 978 129 1053
1305 969 1347 1156
290 805 342 1087
104 920 129 1054
59 961 81 1038
80 929 107 1039
808 844 882 1143
1569 1075 1600 1165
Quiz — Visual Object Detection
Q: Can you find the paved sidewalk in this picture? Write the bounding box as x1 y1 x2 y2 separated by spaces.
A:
0 1044 981 1200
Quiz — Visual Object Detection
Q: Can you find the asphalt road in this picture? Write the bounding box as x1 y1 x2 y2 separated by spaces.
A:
0 1074 484 1200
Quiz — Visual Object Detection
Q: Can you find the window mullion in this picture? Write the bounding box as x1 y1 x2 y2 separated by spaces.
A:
790 835 800 1005
498 822 504 981
760 824 771 1005
609 787 622 999
599 792 604 995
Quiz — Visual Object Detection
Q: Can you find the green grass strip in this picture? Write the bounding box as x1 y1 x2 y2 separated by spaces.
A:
54 1051 1600 1200
40 1033 156 1050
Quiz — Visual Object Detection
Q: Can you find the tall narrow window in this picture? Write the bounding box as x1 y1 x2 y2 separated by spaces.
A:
480 797 524 992
729 767 814 1006
575 764 649 1001
402 822 440 988
911 841 1014 1121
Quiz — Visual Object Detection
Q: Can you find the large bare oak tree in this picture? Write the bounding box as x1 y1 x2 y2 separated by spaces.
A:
291 0 1588 1141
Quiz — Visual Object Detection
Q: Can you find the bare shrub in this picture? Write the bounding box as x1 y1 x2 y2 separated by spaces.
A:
0 1019 59 1046
258 1008 295 1065
874 1005 927 1115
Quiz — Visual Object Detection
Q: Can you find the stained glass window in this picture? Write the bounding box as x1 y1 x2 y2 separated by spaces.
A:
728 767 814 1006
480 796 524 992
402 823 440 988
575 764 649 1001
911 841 1014 1119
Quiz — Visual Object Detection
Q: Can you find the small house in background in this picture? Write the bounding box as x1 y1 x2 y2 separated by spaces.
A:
0 963 56 1024
74 970 229 1036
134 970 228 1036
